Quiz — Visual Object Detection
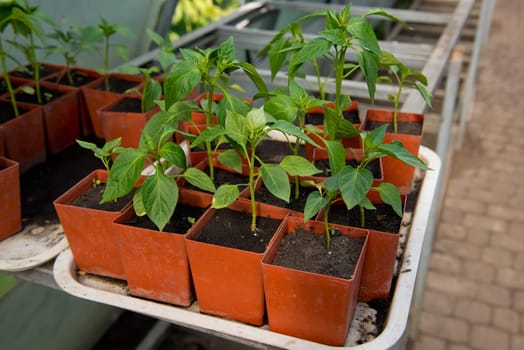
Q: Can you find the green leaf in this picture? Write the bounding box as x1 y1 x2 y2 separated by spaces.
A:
319 28 345 46
347 16 381 54
264 95 298 123
246 106 266 132
217 150 243 174
261 163 290 203
159 142 186 169
212 184 240 208
270 120 318 146
364 123 388 150
376 141 429 170
224 110 248 147
363 8 410 29
376 182 402 217
101 148 146 203
267 36 290 80
358 50 379 104
304 191 328 221
165 61 201 109
141 171 178 231
289 37 330 69
235 61 268 96
217 36 235 62
415 81 433 109
338 166 373 210
191 126 226 149
142 78 162 112
325 140 346 175
280 155 321 176
183 167 216 193
132 186 146 216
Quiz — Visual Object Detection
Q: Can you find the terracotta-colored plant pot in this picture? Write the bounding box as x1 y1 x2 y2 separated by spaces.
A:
113 189 213 306
185 198 290 325
44 67 103 137
0 157 21 240
53 169 133 280
81 73 143 138
0 99 46 173
99 95 160 148
0 126 4 158
362 109 424 194
8 62 64 82
13 80 80 154
262 216 368 346
319 189 407 301
303 147 383 187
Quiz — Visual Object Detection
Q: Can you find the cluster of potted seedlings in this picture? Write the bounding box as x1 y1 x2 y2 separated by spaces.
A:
1 1 433 346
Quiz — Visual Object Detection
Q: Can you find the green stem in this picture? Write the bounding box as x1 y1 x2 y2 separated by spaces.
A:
249 149 257 232
393 72 402 134
324 204 331 250
360 205 366 228
0 46 19 116
29 35 41 105
103 36 110 91
312 58 325 100
204 84 216 181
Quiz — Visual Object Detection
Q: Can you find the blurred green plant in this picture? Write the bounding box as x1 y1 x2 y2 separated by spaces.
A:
171 0 239 38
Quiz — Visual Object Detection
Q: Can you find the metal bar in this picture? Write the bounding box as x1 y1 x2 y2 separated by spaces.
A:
401 0 475 114
457 0 496 148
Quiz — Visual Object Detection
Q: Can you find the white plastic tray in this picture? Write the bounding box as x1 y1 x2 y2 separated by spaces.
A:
0 222 68 272
53 147 441 349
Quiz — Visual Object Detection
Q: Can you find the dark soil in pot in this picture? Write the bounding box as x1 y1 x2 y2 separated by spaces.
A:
10 65 61 80
364 120 422 135
305 109 359 125
95 76 140 93
194 208 281 253
255 139 306 164
327 203 402 234
52 71 98 87
253 183 315 212
272 228 365 279
15 87 64 105
0 101 30 123
124 203 208 233
71 182 134 212
107 97 143 113
20 136 105 225
313 158 382 178
0 79 20 95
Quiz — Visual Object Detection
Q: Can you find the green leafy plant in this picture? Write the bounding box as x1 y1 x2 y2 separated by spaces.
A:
262 5 409 141
3 0 49 105
164 36 267 181
198 105 320 233
0 0 32 115
101 101 216 231
303 124 429 248
76 138 121 172
117 64 162 113
378 51 433 133
95 17 135 91
145 28 176 76
47 21 100 85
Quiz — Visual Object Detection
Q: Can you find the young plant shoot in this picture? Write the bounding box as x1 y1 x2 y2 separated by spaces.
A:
196 106 320 233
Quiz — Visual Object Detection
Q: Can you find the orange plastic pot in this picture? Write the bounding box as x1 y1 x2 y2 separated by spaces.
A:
362 109 424 194
0 99 46 173
81 73 143 138
0 126 4 157
13 80 80 154
319 189 407 301
44 67 102 137
53 169 133 279
185 198 290 325
113 189 213 306
262 216 368 346
0 157 21 240
99 95 160 148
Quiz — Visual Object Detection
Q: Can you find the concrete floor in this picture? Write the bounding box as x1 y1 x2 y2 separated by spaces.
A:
408 1 524 349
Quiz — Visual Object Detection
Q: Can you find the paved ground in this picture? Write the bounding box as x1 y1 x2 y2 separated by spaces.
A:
408 1 524 349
